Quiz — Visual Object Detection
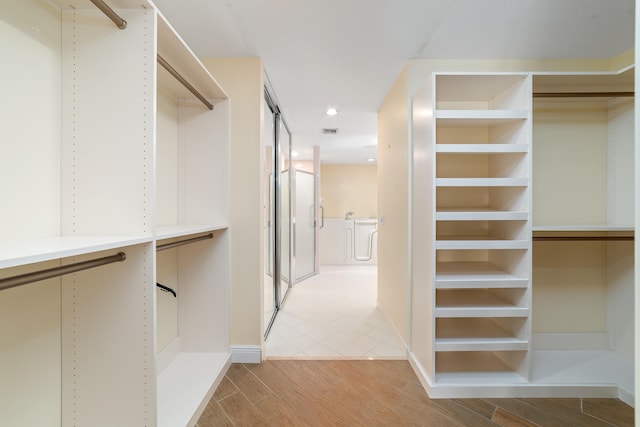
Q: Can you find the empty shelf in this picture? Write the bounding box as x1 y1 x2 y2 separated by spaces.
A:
157 352 231 427
436 289 528 318
436 178 529 187
435 351 528 385
436 262 529 289
436 337 528 352
435 144 529 153
0 235 152 269
436 239 529 250
436 209 528 221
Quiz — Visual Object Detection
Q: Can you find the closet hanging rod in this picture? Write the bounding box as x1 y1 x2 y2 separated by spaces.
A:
533 92 634 98
533 236 634 241
89 0 127 30
0 252 126 292
156 233 214 252
157 55 214 110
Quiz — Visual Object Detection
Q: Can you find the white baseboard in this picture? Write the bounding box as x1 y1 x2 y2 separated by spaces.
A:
230 345 262 363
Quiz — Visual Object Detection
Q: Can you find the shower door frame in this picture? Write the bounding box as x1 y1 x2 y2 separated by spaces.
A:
264 86 294 339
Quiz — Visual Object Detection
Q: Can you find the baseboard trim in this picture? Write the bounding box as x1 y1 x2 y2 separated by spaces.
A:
230 345 262 364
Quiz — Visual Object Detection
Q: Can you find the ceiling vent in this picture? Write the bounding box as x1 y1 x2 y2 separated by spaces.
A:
322 128 338 134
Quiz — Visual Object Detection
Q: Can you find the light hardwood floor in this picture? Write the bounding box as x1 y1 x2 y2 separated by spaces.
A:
196 360 634 426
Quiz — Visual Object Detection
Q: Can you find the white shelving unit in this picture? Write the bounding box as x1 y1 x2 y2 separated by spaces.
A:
0 1 230 426
411 69 634 403
530 71 635 403
432 73 533 387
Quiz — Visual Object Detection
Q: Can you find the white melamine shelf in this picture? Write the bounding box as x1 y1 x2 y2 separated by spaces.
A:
0 235 152 269
157 13 227 102
532 225 634 240
436 209 528 221
435 144 529 153
436 317 527 340
435 291 528 317
436 262 528 289
157 352 232 427
436 337 528 352
435 371 528 385
156 225 228 241
436 178 529 187
435 351 527 385
435 239 529 250
436 110 528 126
533 225 634 232
436 307 529 318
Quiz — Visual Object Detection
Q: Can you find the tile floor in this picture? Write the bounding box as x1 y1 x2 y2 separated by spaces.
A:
264 265 405 359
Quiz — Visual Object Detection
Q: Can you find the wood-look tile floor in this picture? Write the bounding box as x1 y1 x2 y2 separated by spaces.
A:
196 360 634 427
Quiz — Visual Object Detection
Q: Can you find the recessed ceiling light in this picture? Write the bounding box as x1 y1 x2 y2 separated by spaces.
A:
291 151 299 157
367 158 376 162
326 108 338 116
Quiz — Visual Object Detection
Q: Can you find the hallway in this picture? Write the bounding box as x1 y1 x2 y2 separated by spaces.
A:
264 266 404 359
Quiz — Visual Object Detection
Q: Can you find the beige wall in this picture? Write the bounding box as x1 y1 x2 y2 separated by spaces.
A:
377 64 410 344
202 58 264 348
320 164 377 218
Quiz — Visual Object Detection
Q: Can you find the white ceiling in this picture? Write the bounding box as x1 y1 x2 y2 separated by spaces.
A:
152 0 635 164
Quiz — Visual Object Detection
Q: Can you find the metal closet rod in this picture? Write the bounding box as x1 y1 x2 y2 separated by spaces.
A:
0 252 126 292
533 91 634 98
533 236 634 241
156 233 214 252
157 55 214 110
89 0 127 30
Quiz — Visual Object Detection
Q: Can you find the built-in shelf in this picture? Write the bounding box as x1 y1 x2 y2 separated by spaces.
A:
156 225 228 241
436 209 528 221
436 289 529 317
435 351 528 385
436 337 529 352
435 144 529 153
532 225 634 240
157 352 232 427
436 110 528 121
435 239 529 250
435 262 529 289
0 236 152 269
436 178 529 187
